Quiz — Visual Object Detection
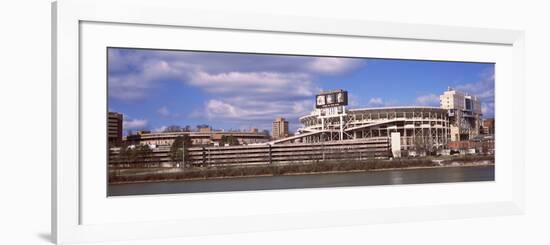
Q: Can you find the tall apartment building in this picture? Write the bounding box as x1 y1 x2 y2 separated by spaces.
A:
440 88 482 141
272 117 289 139
108 112 123 146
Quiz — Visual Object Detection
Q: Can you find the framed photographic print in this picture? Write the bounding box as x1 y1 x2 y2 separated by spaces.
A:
52 0 525 244
106 48 496 196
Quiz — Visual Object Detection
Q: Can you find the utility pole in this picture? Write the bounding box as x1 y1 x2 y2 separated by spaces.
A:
181 143 185 172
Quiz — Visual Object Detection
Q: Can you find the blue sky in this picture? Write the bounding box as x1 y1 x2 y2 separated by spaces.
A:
108 48 494 134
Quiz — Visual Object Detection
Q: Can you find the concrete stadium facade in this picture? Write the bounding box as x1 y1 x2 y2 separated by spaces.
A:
284 106 451 151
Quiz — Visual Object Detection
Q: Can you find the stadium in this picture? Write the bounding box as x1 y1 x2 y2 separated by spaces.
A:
297 106 450 149
271 90 452 154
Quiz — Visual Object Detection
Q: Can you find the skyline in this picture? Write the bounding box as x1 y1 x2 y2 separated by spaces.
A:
108 47 495 134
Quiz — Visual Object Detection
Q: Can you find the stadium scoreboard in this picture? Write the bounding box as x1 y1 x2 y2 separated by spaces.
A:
316 90 348 109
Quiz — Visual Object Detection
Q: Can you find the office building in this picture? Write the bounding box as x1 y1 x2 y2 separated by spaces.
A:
272 117 289 139
108 112 123 146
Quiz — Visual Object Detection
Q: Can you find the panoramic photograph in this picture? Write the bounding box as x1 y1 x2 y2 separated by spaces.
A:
107 47 495 196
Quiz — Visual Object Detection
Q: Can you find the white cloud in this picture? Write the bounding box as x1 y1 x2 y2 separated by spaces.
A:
368 97 384 107
156 106 180 118
157 106 170 117
152 125 168 133
108 49 364 102
123 119 148 130
366 97 400 107
200 98 313 123
455 68 495 117
481 102 495 117
108 60 189 101
189 71 315 98
184 70 318 126
307 57 362 74
108 49 367 131
415 94 440 106
205 100 240 119
347 94 360 108
456 69 494 98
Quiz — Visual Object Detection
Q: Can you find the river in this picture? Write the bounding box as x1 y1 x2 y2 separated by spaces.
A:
108 165 494 196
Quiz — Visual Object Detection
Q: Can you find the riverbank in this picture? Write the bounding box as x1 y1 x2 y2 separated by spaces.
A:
109 155 494 185
108 165 495 196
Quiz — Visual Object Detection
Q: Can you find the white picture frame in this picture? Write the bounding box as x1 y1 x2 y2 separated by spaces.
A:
52 0 525 244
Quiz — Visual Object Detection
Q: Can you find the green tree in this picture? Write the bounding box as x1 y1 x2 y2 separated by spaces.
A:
116 143 154 167
114 143 130 166
134 144 154 167
170 135 192 164
221 135 240 146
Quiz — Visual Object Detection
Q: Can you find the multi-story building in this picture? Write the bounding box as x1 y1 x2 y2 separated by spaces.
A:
447 135 495 155
108 112 123 146
198 126 212 133
272 117 289 139
481 118 495 135
125 130 270 147
440 88 482 141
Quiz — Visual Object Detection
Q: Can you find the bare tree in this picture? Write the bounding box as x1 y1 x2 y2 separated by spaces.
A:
164 125 182 132
413 136 433 156
170 135 192 165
